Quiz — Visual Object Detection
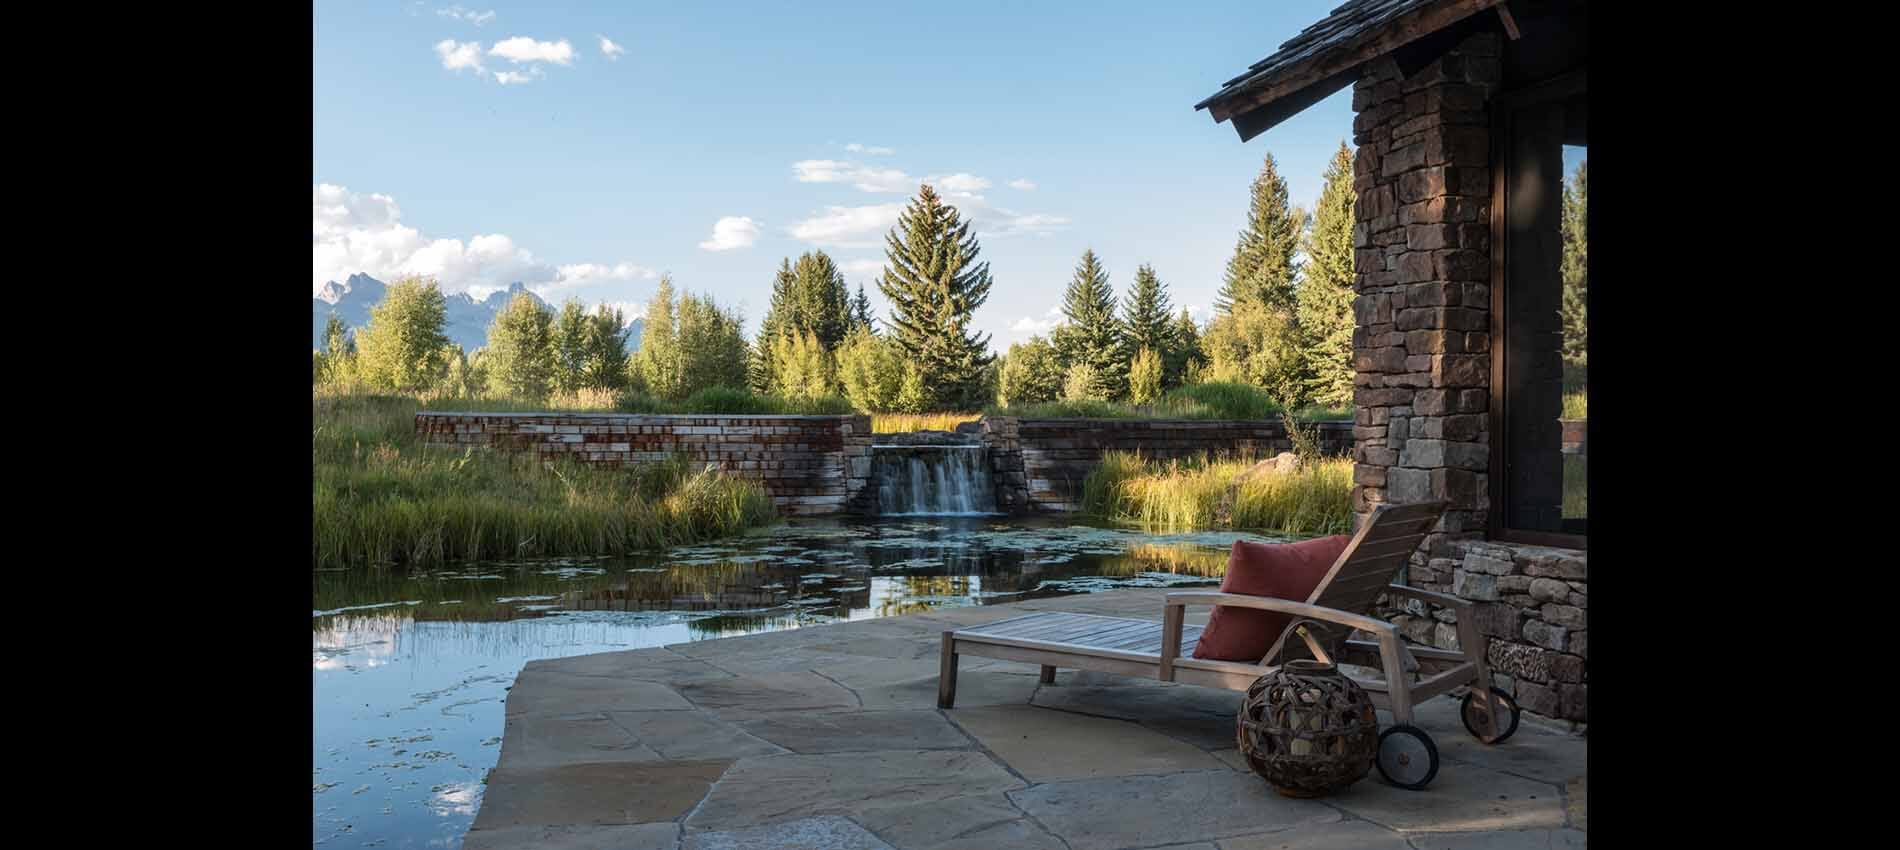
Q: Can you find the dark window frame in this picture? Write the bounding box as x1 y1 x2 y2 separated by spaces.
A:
1488 69 1587 550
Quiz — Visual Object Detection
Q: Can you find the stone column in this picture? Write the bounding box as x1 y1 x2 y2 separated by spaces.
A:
1348 32 1500 559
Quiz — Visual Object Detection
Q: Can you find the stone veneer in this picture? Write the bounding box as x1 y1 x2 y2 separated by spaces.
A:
1348 31 1500 555
1381 538 1587 725
979 417 1355 513
415 412 872 516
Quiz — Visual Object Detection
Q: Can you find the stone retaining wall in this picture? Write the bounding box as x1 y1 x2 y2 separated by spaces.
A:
978 417 1356 513
415 412 873 516
1377 539 1587 725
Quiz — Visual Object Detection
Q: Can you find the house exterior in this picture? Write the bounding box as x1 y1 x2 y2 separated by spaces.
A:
1197 0 1588 724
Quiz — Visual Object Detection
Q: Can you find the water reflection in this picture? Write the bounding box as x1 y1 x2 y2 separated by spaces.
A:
312 515 1299 849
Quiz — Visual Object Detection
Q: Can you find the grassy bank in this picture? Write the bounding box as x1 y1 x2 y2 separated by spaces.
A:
1081 450 1354 536
989 383 1352 422
313 390 777 569
872 412 981 433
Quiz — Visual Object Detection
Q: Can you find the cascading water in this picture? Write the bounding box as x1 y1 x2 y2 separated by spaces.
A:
871 438 998 516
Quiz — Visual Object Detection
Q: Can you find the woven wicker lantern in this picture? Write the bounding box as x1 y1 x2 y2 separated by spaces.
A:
1236 651 1379 797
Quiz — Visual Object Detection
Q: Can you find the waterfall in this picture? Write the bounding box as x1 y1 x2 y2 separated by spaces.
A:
871 445 998 515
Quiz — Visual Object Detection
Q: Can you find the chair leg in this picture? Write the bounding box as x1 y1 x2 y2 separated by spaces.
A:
1040 665 1056 684
1379 633 1414 726
1458 612 1503 735
938 633 959 709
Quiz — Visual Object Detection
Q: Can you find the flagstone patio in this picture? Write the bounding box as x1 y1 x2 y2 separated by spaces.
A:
464 588 1586 850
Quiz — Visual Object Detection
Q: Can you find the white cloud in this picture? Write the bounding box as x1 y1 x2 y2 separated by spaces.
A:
312 184 650 297
597 300 648 321
494 68 541 85
489 36 575 65
598 35 625 60
842 259 885 278
845 143 895 155
1009 305 1063 333
793 160 914 193
1008 178 1037 190
788 204 905 247
989 211 1071 237
434 39 485 73
699 216 761 252
925 173 992 194
437 5 495 25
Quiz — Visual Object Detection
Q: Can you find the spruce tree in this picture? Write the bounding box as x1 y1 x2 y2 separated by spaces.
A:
851 284 876 333
1166 308 1203 388
876 184 995 410
1051 249 1127 400
754 251 852 393
1217 152 1307 314
1294 141 1358 408
1560 160 1587 371
1121 263 1174 358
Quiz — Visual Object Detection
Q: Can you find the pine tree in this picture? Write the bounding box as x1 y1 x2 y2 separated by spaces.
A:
753 251 853 393
484 292 558 401
1294 141 1358 408
851 284 876 333
1165 308 1203 389
876 184 995 410
1560 160 1587 371
1121 263 1174 360
1217 152 1307 314
1051 249 1127 400
355 275 450 392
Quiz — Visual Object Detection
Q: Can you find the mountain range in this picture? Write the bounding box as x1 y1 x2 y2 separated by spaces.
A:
313 274 644 354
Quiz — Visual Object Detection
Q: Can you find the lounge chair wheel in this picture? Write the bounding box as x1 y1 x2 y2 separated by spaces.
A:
1375 725 1439 790
1461 687 1521 744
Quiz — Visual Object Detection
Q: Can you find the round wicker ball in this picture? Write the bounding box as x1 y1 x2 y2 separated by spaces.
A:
1236 659 1379 797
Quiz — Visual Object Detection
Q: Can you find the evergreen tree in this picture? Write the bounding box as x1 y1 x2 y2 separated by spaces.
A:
1166 308 1203 389
634 275 682 399
851 284 876 334
484 291 558 401
1051 249 1127 400
1121 263 1174 359
1217 153 1307 314
876 184 995 409
355 276 450 392
754 252 853 392
1294 141 1358 408
1560 160 1587 371
320 314 357 385
553 299 592 394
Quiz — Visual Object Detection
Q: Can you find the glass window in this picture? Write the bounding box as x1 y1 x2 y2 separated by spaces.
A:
1497 90 1585 540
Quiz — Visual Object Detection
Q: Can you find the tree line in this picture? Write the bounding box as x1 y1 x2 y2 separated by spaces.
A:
315 144 1367 413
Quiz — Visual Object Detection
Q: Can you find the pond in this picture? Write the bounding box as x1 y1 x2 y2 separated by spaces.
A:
312 515 1306 848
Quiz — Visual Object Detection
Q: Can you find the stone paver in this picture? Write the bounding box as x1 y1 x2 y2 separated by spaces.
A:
461 822 682 850
469 588 1587 850
739 709 970 753
472 761 729 830
682 815 895 850
949 704 1226 782
684 749 1025 832
1009 769 1342 850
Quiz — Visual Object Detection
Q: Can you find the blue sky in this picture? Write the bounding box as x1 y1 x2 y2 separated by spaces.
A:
314 0 1360 346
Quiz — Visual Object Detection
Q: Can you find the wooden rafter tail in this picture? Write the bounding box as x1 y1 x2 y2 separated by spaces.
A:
1496 2 1522 40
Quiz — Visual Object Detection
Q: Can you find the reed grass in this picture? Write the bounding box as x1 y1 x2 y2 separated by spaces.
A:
987 383 1352 422
312 389 777 569
1081 450 1354 536
1562 389 1587 420
872 412 981 433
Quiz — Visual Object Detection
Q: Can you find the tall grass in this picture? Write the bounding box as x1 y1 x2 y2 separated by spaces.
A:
872 412 981 433
1081 450 1354 536
1562 390 1587 420
987 382 1352 422
313 389 777 569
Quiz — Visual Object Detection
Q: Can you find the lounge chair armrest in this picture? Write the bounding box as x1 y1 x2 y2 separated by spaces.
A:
1163 591 1397 636
1380 584 1473 613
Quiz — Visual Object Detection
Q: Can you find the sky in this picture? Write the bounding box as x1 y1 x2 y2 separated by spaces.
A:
313 0 1361 347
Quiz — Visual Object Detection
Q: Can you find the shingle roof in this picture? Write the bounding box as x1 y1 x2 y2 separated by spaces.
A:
1195 0 1499 134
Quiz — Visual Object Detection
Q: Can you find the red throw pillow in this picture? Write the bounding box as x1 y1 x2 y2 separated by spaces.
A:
1191 534 1352 662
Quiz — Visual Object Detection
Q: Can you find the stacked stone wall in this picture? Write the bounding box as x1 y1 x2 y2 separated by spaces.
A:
415 412 872 516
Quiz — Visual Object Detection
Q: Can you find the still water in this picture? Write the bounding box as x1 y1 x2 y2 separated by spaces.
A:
312 515 1300 848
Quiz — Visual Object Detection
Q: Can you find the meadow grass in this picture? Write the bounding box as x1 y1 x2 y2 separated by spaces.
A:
1081 449 1355 536
1562 389 1587 419
313 389 777 569
988 382 1352 422
872 412 981 433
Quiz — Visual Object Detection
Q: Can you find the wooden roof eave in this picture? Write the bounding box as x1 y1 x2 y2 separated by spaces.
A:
1197 0 1503 141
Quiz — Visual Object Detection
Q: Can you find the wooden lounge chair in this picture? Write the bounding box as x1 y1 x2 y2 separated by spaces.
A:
936 500 1522 790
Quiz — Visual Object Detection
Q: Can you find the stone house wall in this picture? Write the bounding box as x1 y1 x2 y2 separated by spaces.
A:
414 412 873 516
